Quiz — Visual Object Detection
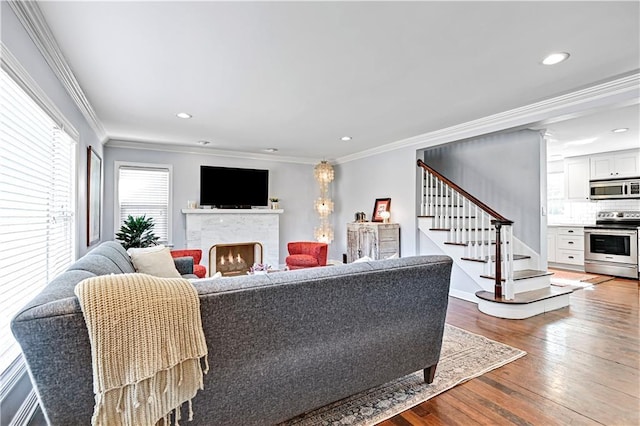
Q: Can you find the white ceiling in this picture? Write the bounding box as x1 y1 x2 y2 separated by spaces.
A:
36 1 640 162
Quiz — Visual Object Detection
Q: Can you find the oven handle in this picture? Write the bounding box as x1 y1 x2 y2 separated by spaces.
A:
584 229 638 237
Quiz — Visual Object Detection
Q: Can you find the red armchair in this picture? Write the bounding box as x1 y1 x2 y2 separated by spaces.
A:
170 249 207 278
285 242 328 270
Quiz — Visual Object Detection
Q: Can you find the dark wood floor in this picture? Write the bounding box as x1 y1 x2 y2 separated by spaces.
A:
380 276 640 426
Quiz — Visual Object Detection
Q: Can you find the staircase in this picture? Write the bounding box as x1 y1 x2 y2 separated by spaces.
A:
416 160 571 319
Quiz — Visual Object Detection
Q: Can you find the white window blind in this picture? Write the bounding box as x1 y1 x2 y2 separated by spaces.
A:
0 68 76 378
117 165 171 244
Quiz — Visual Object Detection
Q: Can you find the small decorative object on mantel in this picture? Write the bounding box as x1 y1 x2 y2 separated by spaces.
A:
249 263 272 275
372 198 391 222
269 197 279 209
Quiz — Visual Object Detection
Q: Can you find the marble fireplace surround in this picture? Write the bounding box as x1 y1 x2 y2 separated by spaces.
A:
182 209 284 274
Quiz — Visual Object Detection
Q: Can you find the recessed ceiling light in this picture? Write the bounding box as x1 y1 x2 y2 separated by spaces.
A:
176 112 192 119
612 128 629 133
341 136 352 141
542 52 570 65
263 148 278 153
197 140 211 145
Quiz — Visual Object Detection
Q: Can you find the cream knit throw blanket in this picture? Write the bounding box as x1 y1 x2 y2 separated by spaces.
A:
75 273 208 426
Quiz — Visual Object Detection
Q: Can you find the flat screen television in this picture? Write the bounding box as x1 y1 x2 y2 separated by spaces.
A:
200 166 269 208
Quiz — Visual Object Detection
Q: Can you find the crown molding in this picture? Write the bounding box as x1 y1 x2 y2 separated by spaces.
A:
335 72 640 164
106 139 320 165
8 0 107 142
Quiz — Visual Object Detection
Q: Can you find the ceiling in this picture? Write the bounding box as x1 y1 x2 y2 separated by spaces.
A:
35 1 640 162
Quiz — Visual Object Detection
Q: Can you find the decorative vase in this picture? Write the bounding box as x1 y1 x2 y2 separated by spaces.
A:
271 202 279 209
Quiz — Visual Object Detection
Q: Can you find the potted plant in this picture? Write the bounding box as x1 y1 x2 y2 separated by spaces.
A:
115 215 160 249
269 197 279 209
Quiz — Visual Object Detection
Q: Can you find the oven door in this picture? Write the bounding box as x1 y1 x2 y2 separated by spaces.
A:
584 228 638 264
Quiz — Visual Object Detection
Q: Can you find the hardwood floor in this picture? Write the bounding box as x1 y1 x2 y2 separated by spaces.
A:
380 276 639 426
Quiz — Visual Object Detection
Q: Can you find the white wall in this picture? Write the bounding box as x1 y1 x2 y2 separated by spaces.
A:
1 2 103 257
333 148 419 261
103 145 318 263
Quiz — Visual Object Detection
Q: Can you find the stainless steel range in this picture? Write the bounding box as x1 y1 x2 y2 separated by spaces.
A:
584 211 640 279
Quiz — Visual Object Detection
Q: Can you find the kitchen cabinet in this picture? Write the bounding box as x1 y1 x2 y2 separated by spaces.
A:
347 222 400 263
564 157 590 200
590 150 640 179
547 228 557 263
547 226 584 268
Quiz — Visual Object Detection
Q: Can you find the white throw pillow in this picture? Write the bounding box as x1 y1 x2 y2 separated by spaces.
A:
385 253 399 260
353 255 373 263
129 246 181 278
127 244 165 256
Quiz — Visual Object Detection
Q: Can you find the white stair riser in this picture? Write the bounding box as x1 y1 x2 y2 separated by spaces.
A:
477 294 570 319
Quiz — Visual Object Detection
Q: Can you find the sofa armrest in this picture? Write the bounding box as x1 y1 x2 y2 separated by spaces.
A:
173 256 194 275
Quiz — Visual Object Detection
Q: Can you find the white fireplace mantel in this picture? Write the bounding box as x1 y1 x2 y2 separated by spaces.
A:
182 209 283 272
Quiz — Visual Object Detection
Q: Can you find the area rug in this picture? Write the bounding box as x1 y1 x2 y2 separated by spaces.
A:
549 268 614 289
279 324 526 426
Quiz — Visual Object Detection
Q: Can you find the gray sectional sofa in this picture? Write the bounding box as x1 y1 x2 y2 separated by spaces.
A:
11 241 453 425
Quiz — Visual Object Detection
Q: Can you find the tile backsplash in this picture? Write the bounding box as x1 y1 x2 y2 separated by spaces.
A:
548 199 640 225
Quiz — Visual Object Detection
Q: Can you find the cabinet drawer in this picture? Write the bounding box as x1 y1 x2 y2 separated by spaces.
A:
557 235 584 250
379 241 399 252
556 249 584 265
556 227 583 236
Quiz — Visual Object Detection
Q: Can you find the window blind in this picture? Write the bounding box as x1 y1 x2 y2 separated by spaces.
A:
117 166 170 244
0 68 76 378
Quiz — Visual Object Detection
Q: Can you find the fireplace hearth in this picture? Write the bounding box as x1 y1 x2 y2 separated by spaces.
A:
209 242 263 277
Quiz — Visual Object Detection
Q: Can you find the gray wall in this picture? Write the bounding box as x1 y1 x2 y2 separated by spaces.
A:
422 129 544 251
1 2 103 258
103 145 318 262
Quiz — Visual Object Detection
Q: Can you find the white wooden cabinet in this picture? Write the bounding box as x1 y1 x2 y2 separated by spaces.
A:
564 157 590 200
347 222 400 263
590 150 640 179
547 227 557 263
547 226 584 268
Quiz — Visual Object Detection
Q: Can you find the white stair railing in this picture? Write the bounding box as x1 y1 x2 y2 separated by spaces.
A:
418 160 514 300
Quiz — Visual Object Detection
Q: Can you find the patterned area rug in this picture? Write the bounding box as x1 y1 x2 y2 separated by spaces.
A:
280 325 526 426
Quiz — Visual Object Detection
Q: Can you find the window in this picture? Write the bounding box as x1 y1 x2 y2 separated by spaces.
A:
115 163 172 244
547 171 565 217
0 67 77 380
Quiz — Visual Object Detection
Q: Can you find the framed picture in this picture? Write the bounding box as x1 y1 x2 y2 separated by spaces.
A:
371 198 391 222
87 146 102 246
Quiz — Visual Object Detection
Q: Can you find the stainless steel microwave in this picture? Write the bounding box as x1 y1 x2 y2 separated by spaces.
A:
589 178 640 199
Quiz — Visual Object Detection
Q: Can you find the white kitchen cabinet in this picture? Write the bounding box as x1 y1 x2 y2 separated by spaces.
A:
590 150 640 180
547 228 557 263
564 157 590 200
548 226 584 268
347 222 400 263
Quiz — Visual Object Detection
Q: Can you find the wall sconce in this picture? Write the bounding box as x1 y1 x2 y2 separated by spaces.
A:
314 161 334 243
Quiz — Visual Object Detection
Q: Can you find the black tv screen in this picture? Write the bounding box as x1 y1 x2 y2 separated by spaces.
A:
200 166 269 208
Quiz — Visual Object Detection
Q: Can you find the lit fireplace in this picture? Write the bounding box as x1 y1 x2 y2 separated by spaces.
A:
208 242 263 277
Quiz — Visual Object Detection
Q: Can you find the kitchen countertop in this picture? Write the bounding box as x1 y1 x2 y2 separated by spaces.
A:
547 224 588 228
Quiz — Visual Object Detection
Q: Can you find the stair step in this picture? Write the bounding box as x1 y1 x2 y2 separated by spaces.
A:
480 269 551 281
443 240 496 247
475 286 573 305
461 254 531 263
429 227 493 232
